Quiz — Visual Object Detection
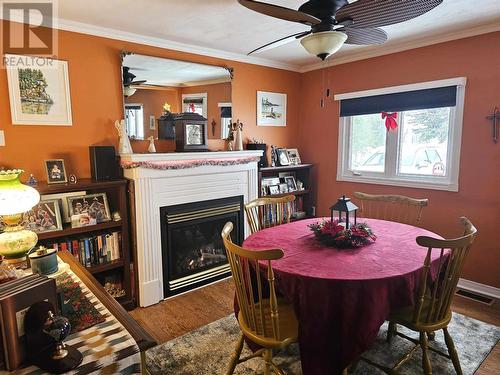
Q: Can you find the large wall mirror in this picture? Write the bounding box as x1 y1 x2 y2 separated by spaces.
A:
121 53 232 141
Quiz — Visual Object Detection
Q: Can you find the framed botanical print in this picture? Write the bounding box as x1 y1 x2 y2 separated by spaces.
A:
6 55 73 126
257 91 287 127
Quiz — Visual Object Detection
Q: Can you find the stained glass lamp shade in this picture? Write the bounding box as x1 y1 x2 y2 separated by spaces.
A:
0 170 40 263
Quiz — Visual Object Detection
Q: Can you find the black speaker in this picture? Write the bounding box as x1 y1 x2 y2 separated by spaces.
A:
89 146 121 181
246 143 268 168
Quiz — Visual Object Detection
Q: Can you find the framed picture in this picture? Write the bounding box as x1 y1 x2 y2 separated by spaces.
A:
44 159 68 184
279 183 288 194
284 176 297 192
276 148 290 166
269 185 280 195
6 55 72 126
68 193 111 228
41 191 86 223
287 148 302 165
257 91 287 127
22 200 63 233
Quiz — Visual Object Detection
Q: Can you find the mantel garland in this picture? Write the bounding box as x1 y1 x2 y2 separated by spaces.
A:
121 156 261 170
309 219 376 249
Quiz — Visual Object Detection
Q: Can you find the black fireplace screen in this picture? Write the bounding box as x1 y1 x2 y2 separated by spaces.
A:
160 196 243 297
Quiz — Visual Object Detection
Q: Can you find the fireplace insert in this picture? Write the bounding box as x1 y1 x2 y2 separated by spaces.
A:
160 196 243 298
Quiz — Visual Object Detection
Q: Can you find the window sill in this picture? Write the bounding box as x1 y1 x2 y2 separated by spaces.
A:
337 173 458 192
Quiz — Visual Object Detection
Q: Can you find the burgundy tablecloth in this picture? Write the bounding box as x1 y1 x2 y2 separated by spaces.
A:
241 218 443 375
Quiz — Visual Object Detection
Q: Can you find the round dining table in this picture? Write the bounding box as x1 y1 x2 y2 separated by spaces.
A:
241 218 444 375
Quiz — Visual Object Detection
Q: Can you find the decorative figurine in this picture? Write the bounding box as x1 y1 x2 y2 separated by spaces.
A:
112 211 122 221
27 174 38 186
114 119 133 154
226 122 234 151
147 135 156 153
232 119 244 151
68 174 77 184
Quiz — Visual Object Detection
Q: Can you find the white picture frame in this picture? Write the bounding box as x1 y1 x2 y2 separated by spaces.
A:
257 91 287 127
6 55 73 126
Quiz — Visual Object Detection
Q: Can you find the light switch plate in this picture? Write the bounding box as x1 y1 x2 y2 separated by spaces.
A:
0 130 5 146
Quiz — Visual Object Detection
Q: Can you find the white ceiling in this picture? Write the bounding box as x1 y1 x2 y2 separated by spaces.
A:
45 0 500 71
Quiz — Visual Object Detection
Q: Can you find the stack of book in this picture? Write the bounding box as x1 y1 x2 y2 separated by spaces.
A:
0 275 57 370
49 231 122 268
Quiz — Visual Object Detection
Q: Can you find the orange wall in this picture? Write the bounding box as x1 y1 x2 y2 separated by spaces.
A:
181 82 231 139
124 87 181 139
0 21 301 176
298 32 500 288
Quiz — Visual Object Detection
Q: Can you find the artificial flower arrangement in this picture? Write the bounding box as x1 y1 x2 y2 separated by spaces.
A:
308 219 376 248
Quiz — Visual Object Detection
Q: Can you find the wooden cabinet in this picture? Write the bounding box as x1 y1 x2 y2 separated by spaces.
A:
35 179 135 310
258 164 315 219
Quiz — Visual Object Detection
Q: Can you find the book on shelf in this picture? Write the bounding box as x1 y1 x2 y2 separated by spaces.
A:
47 231 122 269
260 196 306 225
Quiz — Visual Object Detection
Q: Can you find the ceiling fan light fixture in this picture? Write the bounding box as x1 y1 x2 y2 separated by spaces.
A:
123 86 137 97
300 31 347 61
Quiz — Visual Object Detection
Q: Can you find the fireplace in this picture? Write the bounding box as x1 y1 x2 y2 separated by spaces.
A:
160 196 243 297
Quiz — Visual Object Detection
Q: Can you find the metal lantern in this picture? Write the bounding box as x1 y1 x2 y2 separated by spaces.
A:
330 195 358 229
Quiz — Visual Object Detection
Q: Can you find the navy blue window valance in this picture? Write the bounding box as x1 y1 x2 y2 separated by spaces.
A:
339 86 457 117
220 106 232 119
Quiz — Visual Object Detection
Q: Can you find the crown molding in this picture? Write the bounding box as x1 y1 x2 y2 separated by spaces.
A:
299 22 500 73
3 13 499 74
1 14 303 72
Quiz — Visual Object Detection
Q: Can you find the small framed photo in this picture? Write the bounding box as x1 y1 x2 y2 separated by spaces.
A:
261 185 268 196
279 183 288 194
284 176 297 192
45 159 68 184
287 148 302 165
23 200 63 233
276 148 290 166
268 185 280 195
68 193 111 228
41 191 86 223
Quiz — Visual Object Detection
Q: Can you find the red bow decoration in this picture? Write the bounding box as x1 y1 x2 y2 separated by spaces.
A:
188 103 196 112
381 112 398 131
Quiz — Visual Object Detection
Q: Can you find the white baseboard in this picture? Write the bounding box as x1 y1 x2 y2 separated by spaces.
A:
457 278 500 299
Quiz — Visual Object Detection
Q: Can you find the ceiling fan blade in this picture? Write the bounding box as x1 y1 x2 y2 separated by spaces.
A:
336 0 443 29
248 30 312 55
343 27 388 45
238 0 321 26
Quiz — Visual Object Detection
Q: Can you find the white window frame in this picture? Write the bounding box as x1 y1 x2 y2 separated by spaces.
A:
335 77 467 192
218 102 232 139
124 103 144 140
182 93 207 117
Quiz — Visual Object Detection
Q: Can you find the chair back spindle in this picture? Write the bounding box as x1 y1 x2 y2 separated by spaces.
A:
353 192 429 226
245 195 296 234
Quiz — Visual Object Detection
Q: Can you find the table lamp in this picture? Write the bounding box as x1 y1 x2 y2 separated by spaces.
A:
0 169 40 264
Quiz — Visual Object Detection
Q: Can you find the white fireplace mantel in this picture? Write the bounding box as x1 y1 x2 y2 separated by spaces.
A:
121 150 262 306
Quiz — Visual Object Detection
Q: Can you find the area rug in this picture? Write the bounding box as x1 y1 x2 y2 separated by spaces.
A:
146 313 499 374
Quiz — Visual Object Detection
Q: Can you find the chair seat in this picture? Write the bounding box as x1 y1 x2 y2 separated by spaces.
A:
238 298 298 349
389 296 452 332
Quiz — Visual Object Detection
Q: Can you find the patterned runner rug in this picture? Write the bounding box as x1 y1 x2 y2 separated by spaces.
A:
146 312 499 374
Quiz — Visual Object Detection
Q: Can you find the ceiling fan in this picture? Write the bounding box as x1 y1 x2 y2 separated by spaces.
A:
122 66 147 97
238 0 443 60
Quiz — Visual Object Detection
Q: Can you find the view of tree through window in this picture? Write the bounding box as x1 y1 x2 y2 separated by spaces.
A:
350 113 386 172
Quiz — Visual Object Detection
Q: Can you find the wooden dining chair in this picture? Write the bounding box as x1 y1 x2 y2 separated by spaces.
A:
245 195 296 235
361 217 477 375
353 192 429 226
221 221 298 375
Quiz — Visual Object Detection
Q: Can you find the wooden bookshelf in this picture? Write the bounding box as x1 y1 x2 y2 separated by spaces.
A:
34 179 135 310
258 164 315 219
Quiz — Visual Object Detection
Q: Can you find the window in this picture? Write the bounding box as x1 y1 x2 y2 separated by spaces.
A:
124 104 144 139
182 93 207 117
219 102 232 139
336 78 466 191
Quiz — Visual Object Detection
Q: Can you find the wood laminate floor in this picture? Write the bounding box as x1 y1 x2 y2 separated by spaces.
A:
130 279 500 373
